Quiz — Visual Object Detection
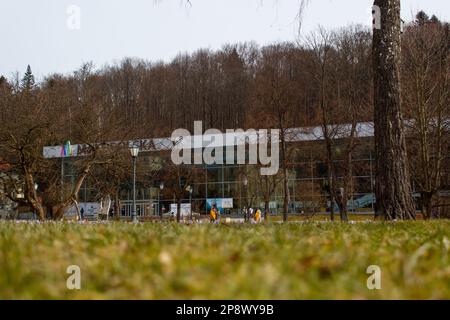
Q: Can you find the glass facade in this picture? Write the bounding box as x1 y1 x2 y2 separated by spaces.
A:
51 129 450 217
115 141 379 216
68 138 449 217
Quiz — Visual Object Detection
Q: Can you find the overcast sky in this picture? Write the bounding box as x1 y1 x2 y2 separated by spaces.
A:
0 0 448 80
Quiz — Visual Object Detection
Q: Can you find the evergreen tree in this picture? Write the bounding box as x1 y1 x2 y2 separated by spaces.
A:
430 15 441 24
21 65 35 91
416 11 430 26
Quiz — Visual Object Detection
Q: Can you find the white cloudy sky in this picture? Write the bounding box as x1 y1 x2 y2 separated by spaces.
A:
0 0 448 79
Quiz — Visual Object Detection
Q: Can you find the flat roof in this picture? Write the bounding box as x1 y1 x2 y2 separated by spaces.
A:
43 122 374 159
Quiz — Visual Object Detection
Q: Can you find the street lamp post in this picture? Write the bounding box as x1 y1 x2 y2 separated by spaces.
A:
34 183 38 220
130 145 140 223
159 182 164 220
186 185 193 222
243 175 248 222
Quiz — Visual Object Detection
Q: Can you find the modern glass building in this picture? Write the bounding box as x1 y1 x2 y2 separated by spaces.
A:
44 123 450 219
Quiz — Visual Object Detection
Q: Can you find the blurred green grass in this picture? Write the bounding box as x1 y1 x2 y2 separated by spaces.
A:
0 221 448 299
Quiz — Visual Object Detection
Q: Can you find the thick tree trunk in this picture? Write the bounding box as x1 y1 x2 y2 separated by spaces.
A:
24 171 45 220
339 200 348 222
421 191 433 220
373 0 415 220
336 190 349 222
425 197 433 220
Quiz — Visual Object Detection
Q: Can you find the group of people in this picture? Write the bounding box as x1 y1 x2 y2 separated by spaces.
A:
209 205 220 224
243 207 263 224
209 205 263 224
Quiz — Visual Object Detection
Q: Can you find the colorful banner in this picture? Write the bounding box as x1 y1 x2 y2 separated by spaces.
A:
59 141 78 158
207 198 234 213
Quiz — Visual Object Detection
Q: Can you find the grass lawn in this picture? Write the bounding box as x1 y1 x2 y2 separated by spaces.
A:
0 221 448 299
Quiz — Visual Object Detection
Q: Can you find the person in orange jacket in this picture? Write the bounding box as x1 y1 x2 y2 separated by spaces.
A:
210 205 217 223
254 208 262 223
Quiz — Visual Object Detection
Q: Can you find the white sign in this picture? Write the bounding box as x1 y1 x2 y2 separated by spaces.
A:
170 203 191 217
221 198 233 209
65 202 101 217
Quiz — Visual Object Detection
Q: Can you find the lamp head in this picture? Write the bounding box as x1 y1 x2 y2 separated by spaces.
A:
130 145 140 158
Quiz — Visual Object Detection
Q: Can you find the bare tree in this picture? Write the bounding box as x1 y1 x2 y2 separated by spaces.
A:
333 26 373 221
305 28 342 221
402 15 450 219
255 167 283 221
253 43 300 222
160 152 201 222
0 69 54 219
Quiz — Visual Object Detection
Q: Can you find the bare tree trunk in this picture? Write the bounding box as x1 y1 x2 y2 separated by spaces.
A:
340 150 353 222
328 165 336 222
341 198 349 222
421 191 434 220
73 199 81 221
264 198 270 222
176 197 181 223
283 167 289 222
339 200 348 221
53 165 92 220
114 191 121 220
373 0 415 220
336 190 349 222
281 133 290 222
263 177 271 221
24 170 45 220
324 139 336 221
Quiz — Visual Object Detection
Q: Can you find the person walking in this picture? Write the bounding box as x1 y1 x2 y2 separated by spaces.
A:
254 208 262 223
210 205 217 224
215 206 221 224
